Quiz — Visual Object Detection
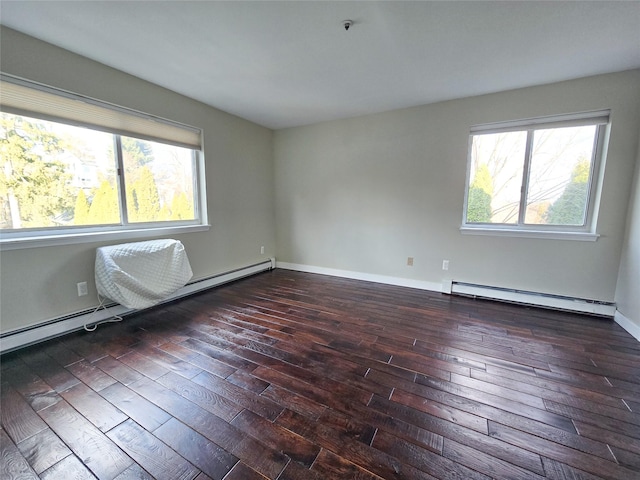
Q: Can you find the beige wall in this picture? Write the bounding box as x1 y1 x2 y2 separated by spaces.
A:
274 70 640 302
2 26 639 338
0 27 276 332
615 127 640 330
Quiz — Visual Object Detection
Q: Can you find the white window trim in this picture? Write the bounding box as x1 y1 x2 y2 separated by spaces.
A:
0 224 211 251
0 75 209 249
459 226 599 241
461 110 610 240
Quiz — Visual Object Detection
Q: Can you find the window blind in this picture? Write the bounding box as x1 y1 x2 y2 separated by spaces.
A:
0 75 201 149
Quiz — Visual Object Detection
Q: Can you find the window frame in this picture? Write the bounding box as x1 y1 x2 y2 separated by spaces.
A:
0 76 209 251
460 111 610 241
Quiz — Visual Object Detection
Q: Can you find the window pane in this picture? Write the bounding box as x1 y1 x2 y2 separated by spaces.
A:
525 126 596 225
121 136 196 223
467 131 526 224
0 112 118 230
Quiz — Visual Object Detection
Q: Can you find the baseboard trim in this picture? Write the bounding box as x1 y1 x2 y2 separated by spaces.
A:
276 262 443 292
0 258 275 354
615 310 640 341
276 262 619 319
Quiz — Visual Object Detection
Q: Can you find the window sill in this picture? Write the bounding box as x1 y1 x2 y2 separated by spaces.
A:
0 224 211 251
460 226 599 241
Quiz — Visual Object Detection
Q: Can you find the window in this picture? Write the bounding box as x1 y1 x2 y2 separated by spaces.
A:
0 76 207 249
462 111 609 240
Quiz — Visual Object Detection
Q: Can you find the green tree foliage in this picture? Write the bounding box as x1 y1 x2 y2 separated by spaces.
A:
127 166 160 222
1 115 190 228
170 192 193 220
466 163 493 223
545 160 590 225
88 180 119 224
107 136 154 182
121 137 153 178
0 113 74 228
73 189 91 225
115 138 162 222
159 203 171 221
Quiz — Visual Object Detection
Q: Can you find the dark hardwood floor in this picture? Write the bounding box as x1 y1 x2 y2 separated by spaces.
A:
2 269 640 479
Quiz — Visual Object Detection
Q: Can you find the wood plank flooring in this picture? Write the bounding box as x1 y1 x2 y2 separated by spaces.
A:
2 269 640 479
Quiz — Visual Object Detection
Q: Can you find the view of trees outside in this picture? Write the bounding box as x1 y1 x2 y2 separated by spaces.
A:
544 160 590 225
0 112 195 230
466 125 596 226
468 131 526 223
526 126 595 226
120 136 195 223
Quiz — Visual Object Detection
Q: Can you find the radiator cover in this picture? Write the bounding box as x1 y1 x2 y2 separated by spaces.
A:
450 281 615 316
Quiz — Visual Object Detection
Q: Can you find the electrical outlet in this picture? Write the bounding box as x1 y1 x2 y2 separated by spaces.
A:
260 246 265 255
77 281 88 297
442 260 449 271
407 257 414 266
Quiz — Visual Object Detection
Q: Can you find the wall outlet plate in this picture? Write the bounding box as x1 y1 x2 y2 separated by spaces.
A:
77 282 88 297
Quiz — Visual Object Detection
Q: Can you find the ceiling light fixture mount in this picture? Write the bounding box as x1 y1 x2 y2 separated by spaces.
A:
342 20 354 31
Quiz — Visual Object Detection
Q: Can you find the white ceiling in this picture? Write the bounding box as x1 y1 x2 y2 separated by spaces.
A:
1 1 639 130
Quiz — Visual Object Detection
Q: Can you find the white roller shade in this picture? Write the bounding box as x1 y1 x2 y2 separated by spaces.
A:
0 76 201 149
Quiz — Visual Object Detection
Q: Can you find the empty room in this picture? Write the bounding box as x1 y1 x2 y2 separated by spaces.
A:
1 1 639 479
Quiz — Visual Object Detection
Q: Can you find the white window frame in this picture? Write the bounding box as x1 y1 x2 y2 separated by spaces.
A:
461 110 610 241
0 75 209 250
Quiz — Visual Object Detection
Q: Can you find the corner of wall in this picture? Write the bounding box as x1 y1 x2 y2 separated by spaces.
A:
614 125 640 342
615 310 640 342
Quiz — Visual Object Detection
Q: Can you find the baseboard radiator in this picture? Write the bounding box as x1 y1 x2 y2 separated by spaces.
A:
0 258 275 354
450 281 616 317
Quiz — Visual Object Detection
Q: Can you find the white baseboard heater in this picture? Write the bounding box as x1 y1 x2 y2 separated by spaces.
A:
0 258 275 354
450 281 615 317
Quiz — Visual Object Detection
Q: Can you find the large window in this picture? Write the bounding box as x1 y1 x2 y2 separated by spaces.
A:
0 76 206 249
462 111 609 240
